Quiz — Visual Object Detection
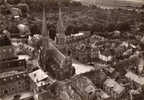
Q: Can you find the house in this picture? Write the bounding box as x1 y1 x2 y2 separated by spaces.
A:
0 33 29 97
103 78 125 99
28 69 55 93
69 75 96 100
0 71 29 97
125 71 144 87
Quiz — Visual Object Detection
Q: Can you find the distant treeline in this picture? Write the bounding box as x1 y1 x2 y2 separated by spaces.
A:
24 0 82 12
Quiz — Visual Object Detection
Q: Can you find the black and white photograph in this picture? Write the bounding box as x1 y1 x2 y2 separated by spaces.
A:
0 0 144 100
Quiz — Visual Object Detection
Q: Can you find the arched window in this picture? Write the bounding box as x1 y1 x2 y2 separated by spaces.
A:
68 50 71 56
4 89 8 94
18 81 22 85
11 87 15 92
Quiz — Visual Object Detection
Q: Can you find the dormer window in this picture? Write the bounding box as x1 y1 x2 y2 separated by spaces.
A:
88 91 93 96
10 77 13 80
36 79 38 83
23 73 26 77
7 63 10 67
3 49 6 53
9 48 12 52
19 61 22 65
17 75 20 78
3 78 6 81
34 73 36 77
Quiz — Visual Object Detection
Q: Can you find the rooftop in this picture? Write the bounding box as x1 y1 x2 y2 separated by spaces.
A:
104 78 125 94
0 91 33 100
125 71 144 86
71 32 84 37
29 69 48 83
28 69 55 87
98 89 110 99
49 42 66 64
71 75 96 94
0 71 25 79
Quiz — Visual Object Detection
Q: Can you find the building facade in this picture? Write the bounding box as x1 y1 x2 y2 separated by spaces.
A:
0 71 29 97
0 33 29 98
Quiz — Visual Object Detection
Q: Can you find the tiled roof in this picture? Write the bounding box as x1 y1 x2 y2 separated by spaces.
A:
71 76 96 94
49 42 66 64
29 69 55 87
29 69 48 83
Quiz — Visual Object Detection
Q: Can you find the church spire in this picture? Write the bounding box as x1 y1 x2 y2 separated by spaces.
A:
42 2 49 49
42 3 47 37
57 6 65 35
55 2 66 48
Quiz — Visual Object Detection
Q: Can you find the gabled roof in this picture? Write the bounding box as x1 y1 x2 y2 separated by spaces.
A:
71 75 96 94
29 69 48 83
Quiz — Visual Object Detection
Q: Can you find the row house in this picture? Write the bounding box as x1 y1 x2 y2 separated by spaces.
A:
0 33 30 98
0 58 26 73
0 71 29 97
0 45 17 61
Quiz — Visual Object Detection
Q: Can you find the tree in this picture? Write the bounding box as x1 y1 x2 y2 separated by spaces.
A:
17 3 30 17
7 22 20 37
70 1 82 7
49 25 56 40
141 5 144 9
29 24 41 35
117 21 131 31
140 24 144 32
105 23 117 32
13 95 21 100
133 94 144 100
7 0 20 4
91 23 105 33
65 25 76 35
0 0 4 5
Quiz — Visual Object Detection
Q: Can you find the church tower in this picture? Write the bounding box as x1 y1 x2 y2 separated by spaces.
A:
56 6 66 49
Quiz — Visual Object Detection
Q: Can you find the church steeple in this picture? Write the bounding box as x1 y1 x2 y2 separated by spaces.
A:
57 7 65 35
42 2 49 49
56 3 66 46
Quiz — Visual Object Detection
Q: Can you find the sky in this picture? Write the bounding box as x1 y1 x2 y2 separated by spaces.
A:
73 0 144 7
125 0 144 3
74 0 144 3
